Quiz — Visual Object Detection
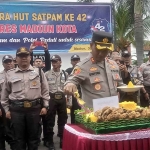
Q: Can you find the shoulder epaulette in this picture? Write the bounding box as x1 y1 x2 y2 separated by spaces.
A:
107 59 117 65
77 57 90 66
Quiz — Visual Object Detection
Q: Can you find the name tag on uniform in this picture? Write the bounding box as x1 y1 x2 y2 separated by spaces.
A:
30 71 38 76
89 72 100 76
47 78 54 81
111 70 118 72
11 77 20 81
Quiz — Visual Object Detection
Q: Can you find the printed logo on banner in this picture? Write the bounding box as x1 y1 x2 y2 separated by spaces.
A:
90 18 110 32
33 55 45 61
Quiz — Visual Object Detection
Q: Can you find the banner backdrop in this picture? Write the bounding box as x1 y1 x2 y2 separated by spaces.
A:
0 1 113 54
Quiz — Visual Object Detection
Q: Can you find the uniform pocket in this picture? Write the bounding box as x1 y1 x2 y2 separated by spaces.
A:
112 73 122 90
11 78 22 92
89 76 105 92
47 78 56 91
143 70 150 78
112 73 122 81
47 78 55 85
0 78 5 91
29 75 40 89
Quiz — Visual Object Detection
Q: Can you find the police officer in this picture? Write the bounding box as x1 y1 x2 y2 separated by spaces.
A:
64 31 124 108
1 47 50 150
110 51 131 85
65 54 81 123
65 54 80 75
121 50 148 103
0 100 5 150
45 55 68 150
139 51 150 107
29 41 51 72
29 41 51 146
0 55 16 150
0 101 5 150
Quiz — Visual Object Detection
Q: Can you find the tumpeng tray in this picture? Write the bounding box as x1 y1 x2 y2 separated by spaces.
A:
75 113 150 134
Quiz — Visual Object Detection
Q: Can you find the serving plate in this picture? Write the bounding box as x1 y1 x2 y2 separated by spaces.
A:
117 85 143 92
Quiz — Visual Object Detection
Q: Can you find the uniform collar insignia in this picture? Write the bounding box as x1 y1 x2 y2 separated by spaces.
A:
90 67 98 72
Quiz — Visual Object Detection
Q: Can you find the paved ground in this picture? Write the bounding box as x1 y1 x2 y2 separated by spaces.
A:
6 114 71 150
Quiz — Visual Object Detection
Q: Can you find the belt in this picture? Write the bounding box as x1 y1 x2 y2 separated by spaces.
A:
9 99 41 108
50 92 64 100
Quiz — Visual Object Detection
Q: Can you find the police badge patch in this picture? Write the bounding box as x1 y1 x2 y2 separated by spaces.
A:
95 83 101 90
73 67 81 75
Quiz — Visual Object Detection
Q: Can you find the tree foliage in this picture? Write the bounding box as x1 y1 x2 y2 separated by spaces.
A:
113 0 150 65
115 3 134 50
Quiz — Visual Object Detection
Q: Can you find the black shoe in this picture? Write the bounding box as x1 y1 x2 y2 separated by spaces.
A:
48 143 55 150
60 138 62 148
